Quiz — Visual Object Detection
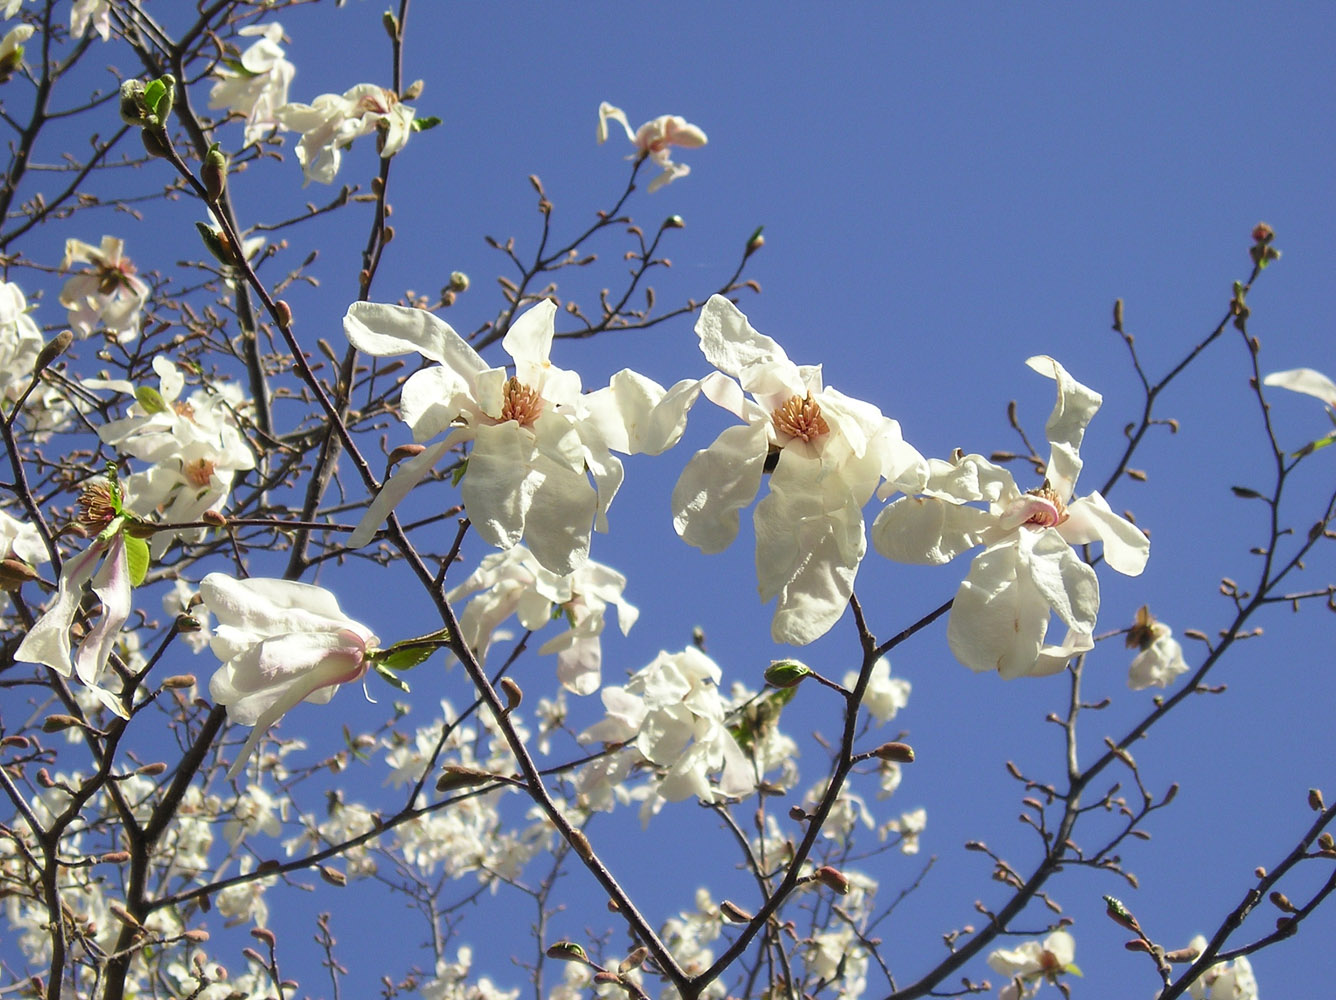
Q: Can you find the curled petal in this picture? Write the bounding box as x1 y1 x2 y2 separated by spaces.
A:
1263 367 1336 407
344 300 485 371
1026 355 1102 499
695 295 790 380
1061 492 1149 576
671 422 769 553
596 102 633 145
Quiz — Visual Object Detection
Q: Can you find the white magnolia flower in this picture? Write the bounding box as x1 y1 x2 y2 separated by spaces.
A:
598 102 708 193
69 0 110 40
448 544 637 695
673 295 927 645
873 356 1149 679
86 357 254 556
59 236 150 342
0 23 33 78
1185 936 1259 1000
202 573 379 778
883 806 926 854
580 647 755 817
2 1 26 19
345 299 696 575
209 23 295 145
275 83 414 185
987 930 1079 1000
1126 605 1188 690
844 656 910 723
15 479 132 718
0 507 46 567
0 280 43 401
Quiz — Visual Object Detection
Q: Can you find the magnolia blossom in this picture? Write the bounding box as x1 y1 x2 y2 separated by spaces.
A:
843 656 910 723
0 279 42 403
873 356 1149 678
345 299 696 575
448 544 636 695
86 357 254 556
276 83 414 185
0 23 32 79
673 295 927 645
987 931 1079 1000
15 480 133 718
598 102 707 193
70 0 110 40
202 573 379 778
1186 936 1259 1000
59 236 150 342
1126 605 1188 690
209 23 295 145
580 647 755 821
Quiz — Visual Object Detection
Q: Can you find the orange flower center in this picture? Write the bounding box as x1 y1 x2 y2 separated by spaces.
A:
771 393 829 443
1022 483 1068 528
499 376 544 428
184 458 215 488
76 481 117 530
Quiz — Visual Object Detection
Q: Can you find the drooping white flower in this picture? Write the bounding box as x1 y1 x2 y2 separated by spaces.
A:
345 299 697 575
448 544 636 695
201 573 379 778
597 102 708 193
209 23 295 146
69 0 110 40
987 930 1080 1000
15 478 135 718
673 295 927 645
59 236 150 342
1185 936 1259 1000
873 356 1149 679
580 647 755 821
1126 604 1188 690
275 83 414 185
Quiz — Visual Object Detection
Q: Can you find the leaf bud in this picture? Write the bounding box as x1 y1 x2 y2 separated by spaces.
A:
183 928 210 943
788 805 807 821
1308 788 1325 811
744 226 765 257
664 214 686 229
42 714 82 733
141 127 172 159
814 865 849 895
592 972 621 985
250 927 277 947
1 735 31 750
873 741 915 763
175 613 203 634
1163 945 1201 964
162 674 197 691
135 762 168 776
382 10 399 38
1319 832 1335 852
544 941 588 964
195 222 237 266
202 143 228 202
200 509 228 527
447 271 470 293
435 764 495 793
764 659 810 688
274 300 293 329
100 851 131 864
618 947 648 973
34 330 73 374
1251 222 1275 244
402 78 424 100
719 900 752 923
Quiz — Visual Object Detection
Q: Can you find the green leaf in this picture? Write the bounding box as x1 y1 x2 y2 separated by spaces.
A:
143 79 166 118
451 458 468 486
378 644 437 671
1065 963 1084 978
135 386 168 415
373 661 411 694
123 534 150 587
412 116 442 132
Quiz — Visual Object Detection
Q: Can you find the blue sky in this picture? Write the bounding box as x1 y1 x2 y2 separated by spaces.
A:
8 2 1336 997
237 4 1334 995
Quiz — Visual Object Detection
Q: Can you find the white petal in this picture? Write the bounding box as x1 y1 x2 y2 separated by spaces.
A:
582 370 703 455
344 301 484 371
1026 355 1101 499
871 495 992 565
596 102 633 145
695 295 790 378
15 539 106 676
671 422 769 553
1017 528 1100 634
1061 492 1149 576
347 437 460 549
1263 367 1336 406
947 540 1052 677
73 536 132 718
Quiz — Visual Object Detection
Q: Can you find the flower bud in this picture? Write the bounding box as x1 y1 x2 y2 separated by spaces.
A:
100 850 131 864
618 947 648 973
33 331 73 374
161 674 197 689
135 762 167 776
183 928 210 943
764 659 810 688
1251 222 1274 244
202 144 227 203
719 900 752 923
201 509 228 527
250 927 277 947
873 741 915 763
274 300 293 329
544 941 588 964
0 557 39 589
0 26 31 83
499 677 522 712
814 865 849 895
447 271 470 293
664 215 686 229
141 127 171 159
319 865 347 887
745 227 765 257
1309 788 1325 811
435 764 495 793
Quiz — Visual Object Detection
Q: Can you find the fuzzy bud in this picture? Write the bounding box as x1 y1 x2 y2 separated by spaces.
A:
719 900 752 923
202 144 227 202
764 659 810 688
544 941 588 964
873 741 916 763
499 677 522 712
814 865 849 895
435 765 495 793
34 331 73 374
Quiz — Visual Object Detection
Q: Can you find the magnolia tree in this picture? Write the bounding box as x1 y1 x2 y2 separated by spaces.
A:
0 4 1332 1000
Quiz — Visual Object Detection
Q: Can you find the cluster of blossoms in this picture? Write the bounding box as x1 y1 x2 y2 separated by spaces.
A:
987 931 1080 1000
59 236 150 342
598 102 708 193
208 23 294 145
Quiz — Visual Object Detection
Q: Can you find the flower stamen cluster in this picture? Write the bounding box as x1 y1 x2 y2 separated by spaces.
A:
771 392 829 443
76 480 118 531
499 376 544 427
1019 482 1068 529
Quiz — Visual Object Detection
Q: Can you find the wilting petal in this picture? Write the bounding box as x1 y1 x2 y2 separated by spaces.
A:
672 422 769 553
871 495 993 565
16 539 107 676
1026 355 1102 499
1061 492 1149 576
1032 627 1094 678
596 102 633 144
73 536 132 717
